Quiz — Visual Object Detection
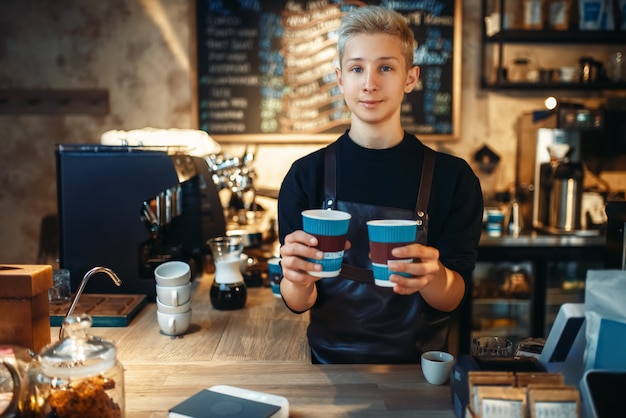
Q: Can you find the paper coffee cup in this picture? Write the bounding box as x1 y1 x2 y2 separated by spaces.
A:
367 219 418 287
302 209 351 278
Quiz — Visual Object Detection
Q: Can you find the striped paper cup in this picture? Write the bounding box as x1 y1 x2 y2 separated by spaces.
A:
367 219 418 243
367 220 417 287
302 209 351 277
372 260 412 287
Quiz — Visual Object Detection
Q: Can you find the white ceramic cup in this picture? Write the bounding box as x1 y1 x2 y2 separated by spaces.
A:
421 351 455 385
560 66 578 82
154 261 191 286
156 309 191 336
156 297 191 314
155 282 192 306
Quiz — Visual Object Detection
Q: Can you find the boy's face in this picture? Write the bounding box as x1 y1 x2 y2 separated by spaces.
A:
336 33 418 129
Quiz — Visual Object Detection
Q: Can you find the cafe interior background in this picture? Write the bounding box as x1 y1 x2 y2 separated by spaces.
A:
1 0 626 266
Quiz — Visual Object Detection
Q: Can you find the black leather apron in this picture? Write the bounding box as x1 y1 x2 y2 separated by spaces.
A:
307 142 451 364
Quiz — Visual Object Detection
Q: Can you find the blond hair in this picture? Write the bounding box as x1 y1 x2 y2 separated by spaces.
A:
337 5 416 70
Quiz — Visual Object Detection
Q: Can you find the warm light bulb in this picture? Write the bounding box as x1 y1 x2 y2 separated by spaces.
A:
544 96 558 110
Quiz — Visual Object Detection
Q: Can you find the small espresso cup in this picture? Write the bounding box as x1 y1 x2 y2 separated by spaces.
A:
154 261 191 286
421 351 455 385
367 219 418 287
302 209 351 278
157 309 191 336
267 257 282 298
156 297 191 314
156 282 192 306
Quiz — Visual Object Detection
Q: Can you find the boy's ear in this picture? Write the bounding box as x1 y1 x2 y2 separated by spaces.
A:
404 66 420 93
335 67 344 92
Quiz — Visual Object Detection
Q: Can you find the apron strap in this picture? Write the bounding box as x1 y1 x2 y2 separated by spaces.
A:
415 146 436 245
323 143 337 210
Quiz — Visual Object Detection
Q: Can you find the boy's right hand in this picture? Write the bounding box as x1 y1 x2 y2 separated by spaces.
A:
279 230 352 312
280 230 352 285
279 230 324 286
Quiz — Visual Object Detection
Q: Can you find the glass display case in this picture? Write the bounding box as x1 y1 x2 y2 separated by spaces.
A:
461 234 606 354
472 261 533 349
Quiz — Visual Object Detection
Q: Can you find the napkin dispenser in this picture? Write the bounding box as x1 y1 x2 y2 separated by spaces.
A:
449 355 546 418
55 145 225 299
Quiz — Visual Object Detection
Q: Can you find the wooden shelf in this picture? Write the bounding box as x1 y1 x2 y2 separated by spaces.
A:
480 0 626 92
481 80 626 91
484 30 626 44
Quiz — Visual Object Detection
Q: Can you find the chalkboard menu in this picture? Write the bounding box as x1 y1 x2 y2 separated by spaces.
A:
196 0 461 143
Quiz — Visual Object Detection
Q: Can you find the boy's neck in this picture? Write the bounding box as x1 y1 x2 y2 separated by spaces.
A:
348 121 405 149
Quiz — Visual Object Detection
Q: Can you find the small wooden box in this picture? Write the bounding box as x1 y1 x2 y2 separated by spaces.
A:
0 264 53 352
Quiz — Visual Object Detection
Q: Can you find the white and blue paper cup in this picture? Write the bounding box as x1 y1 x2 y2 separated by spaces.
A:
302 209 351 278
267 257 282 298
485 209 505 237
367 219 418 287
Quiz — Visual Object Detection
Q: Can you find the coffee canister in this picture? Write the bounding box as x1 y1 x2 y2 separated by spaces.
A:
549 162 584 231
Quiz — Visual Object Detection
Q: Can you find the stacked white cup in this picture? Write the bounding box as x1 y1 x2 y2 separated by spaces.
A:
154 261 192 336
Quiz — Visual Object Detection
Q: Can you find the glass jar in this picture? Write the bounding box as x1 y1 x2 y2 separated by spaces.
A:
0 345 37 416
34 314 125 417
509 49 539 83
207 236 248 310
509 58 531 83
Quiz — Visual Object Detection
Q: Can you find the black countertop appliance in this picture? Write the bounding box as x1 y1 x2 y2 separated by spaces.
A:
55 144 226 299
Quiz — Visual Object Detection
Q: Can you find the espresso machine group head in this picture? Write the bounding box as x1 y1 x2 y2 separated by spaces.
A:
55 144 226 298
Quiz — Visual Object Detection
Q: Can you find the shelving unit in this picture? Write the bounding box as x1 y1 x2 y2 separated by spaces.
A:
480 0 626 91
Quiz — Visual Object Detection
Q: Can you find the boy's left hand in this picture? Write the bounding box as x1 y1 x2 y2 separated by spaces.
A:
386 243 442 295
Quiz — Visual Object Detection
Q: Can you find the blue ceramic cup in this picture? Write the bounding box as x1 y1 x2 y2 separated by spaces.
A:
367 219 418 287
267 257 282 298
302 209 351 278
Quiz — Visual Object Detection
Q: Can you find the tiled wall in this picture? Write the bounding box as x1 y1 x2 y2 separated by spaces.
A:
1 0 624 264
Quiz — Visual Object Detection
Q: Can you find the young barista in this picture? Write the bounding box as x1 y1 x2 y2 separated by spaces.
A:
277 5 483 364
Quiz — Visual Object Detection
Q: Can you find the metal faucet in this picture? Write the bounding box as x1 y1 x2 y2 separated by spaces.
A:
60 266 122 338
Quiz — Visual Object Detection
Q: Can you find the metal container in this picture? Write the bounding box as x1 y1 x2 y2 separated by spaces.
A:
549 162 584 231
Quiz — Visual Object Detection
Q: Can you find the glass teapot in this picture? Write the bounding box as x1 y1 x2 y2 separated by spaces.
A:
0 266 125 418
0 344 35 416
1 314 125 418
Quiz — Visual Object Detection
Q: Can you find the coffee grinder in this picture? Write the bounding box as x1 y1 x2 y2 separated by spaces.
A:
534 131 585 233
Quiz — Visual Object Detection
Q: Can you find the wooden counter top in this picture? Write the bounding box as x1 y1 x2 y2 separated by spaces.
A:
51 275 456 417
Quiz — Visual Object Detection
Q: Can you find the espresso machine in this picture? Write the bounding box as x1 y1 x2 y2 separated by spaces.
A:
55 144 226 298
517 106 604 235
